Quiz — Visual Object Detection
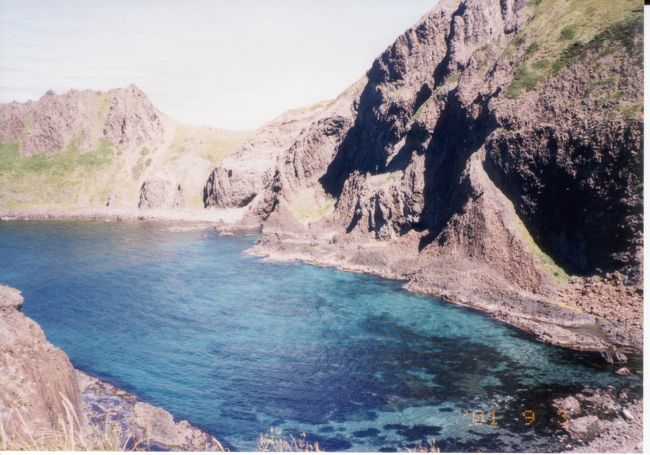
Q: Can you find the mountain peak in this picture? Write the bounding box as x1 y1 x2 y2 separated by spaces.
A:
0 85 166 156
122 83 146 97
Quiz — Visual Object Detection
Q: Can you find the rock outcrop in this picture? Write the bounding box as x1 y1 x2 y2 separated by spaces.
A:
139 179 184 210
0 84 166 156
203 100 337 209
102 85 167 151
0 286 85 441
0 286 224 450
228 0 642 357
77 372 224 451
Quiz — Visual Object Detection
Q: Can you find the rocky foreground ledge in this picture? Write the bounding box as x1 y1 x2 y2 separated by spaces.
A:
0 285 223 451
76 371 223 451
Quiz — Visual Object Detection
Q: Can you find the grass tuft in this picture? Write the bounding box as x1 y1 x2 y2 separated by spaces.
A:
559 25 577 41
508 66 544 99
524 41 540 57
408 438 441 453
0 394 126 451
257 428 321 452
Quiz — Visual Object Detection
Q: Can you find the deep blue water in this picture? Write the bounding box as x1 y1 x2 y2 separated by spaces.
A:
0 221 639 451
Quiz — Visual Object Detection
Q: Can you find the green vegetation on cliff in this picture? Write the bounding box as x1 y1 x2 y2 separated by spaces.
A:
0 126 250 211
0 140 117 209
507 0 641 98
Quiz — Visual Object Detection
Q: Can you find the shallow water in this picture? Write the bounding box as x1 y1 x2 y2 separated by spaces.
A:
0 221 639 451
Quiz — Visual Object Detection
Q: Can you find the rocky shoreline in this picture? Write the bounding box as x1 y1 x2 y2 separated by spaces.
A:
0 285 224 451
246 233 644 453
248 231 642 361
1 216 644 452
76 371 224 451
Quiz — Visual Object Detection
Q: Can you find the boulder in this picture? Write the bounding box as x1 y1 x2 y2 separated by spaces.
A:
566 415 602 441
553 396 581 415
615 367 631 376
138 179 183 210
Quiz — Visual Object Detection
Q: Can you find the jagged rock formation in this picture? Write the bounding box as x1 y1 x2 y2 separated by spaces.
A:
102 86 167 151
232 0 642 356
0 84 165 156
0 86 249 211
203 100 337 209
139 179 184 210
0 286 224 450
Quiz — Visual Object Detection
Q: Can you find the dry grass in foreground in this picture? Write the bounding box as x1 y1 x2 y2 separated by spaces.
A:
0 393 151 451
256 427 441 453
257 427 321 452
408 438 441 453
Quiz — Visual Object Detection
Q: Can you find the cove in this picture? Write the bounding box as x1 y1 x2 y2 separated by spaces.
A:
0 221 639 451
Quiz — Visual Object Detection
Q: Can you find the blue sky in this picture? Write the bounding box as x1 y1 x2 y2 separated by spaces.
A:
0 0 437 130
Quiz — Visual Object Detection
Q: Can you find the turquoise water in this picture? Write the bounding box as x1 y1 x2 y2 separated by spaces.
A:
0 221 638 451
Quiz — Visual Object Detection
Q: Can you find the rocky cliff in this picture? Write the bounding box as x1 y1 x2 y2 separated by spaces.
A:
203 98 343 209
0 85 249 211
210 0 642 358
0 85 164 157
0 285 85 442
0 285 223 450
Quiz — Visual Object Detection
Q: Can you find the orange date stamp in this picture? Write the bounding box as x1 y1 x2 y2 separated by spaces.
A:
462 409 571 427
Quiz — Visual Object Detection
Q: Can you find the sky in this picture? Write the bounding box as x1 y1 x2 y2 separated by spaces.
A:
0 0 437 130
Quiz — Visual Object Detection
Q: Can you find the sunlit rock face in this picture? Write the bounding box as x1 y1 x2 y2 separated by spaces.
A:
245 0 642 279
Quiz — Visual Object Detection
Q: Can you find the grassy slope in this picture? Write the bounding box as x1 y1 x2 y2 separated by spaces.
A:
0 128 250 211
505 0 641 99
494 0 641 280
290 185 336 223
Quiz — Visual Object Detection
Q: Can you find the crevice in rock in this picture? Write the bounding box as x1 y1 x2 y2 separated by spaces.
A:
417 89 498 250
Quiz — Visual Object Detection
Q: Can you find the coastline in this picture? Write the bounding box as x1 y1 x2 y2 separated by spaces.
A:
76 370 225 451
1 208 641 358
247 232 642 361
1 210 643 452
0 207 253 226
245 235 643 452
0 284 225 451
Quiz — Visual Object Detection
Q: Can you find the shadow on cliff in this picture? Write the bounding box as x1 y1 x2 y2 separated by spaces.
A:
416 89 498 251
483 122 643 278
319 67 434 198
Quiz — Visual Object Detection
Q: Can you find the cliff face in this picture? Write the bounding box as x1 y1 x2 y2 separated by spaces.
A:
0 286 85 440
0 84 165 157
0 86 250 211
203 99 343 209
231 0 642 355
